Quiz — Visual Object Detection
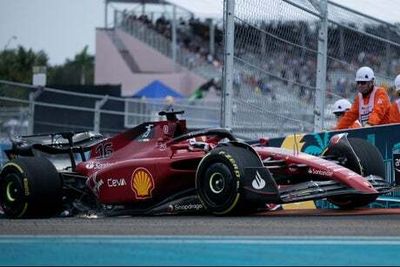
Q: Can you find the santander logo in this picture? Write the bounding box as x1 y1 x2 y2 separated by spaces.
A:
308 168 333 177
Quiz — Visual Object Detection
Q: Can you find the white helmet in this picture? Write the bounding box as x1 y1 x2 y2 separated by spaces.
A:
333 99 352 114
355 66 375 82
395 74 400 91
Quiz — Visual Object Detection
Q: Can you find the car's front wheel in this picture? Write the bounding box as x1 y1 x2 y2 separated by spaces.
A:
324 138 384 209
196 143 267 215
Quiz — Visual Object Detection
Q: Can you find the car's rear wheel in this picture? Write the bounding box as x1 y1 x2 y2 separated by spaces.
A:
0 157 63 218
196 144 266 215
324 138 384 209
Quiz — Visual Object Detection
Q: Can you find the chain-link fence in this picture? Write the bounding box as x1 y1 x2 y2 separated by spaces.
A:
223 0 400 138
326 1 400 119
224 0 320 138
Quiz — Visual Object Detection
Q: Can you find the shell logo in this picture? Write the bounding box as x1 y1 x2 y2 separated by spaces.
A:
131 168 155 199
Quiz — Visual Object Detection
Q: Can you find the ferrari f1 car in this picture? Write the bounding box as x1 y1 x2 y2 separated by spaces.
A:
0 110 394 218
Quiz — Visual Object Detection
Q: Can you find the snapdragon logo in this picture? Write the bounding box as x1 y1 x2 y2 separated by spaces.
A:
174 203 203 211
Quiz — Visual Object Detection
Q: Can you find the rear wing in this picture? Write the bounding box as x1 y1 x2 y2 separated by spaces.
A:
5 131 105 170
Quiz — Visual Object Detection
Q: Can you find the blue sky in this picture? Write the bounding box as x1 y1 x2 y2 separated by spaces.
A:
0 0 399 65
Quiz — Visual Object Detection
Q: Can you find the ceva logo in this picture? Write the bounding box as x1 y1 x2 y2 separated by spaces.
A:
107 178 127 187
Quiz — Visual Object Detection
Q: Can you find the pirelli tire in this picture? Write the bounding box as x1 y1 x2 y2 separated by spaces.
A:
324 137 385 209
0 157 63 218
195 143 266 215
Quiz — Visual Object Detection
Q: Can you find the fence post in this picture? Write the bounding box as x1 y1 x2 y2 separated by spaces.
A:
104 0 108 28
208 18 215 56
114 9 118 29
28 87 43 135
171 4 177 70
314 0 328 132
222 0 235 129
94 95 109 133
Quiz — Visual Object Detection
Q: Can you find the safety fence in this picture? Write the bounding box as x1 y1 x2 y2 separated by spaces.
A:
0 80 223 164
106 1 400 138
0 80 220 136
222 0 400 138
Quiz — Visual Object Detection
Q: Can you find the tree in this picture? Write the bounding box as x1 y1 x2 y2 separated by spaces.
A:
0 46 48 83
0 47 48 103
74 45 93 85
0 45 94 86
47 46 94 85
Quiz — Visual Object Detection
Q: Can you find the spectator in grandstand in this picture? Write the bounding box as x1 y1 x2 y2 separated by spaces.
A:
257 79 276 101
335 77 347 97
335 66 391 129
388 74 400 124
332 99 361 129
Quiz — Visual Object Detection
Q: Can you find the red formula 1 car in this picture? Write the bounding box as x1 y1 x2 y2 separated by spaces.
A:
0 110 393 218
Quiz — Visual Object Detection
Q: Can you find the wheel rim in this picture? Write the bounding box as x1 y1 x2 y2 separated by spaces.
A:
0 173 26 217
199 162 238 212
209 172 225 194
6 181 16 202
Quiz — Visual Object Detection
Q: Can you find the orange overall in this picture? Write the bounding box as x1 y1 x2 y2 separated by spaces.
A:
388 99 400 124
336 87 390 129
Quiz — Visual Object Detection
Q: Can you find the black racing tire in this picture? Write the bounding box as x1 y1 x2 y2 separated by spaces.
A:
195 143 266 215
0 157 63 218
324 138 384 209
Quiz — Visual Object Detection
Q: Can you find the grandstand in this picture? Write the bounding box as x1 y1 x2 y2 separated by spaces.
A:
97 0 223 97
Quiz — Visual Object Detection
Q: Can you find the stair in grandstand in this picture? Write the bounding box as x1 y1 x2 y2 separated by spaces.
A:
116 14 219 80
105 29 141 73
